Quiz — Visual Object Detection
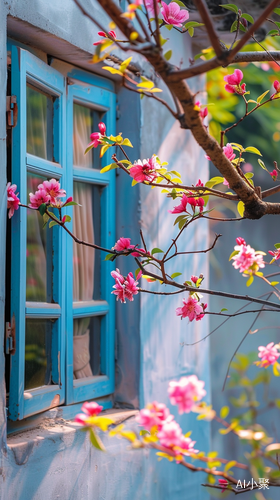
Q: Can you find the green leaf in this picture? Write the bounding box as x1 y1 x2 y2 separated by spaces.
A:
242 13 254 24
237 201 245 217
63 201 79 207
265 443 280 455
274 243 280 248
239 23 247 32
274 7 280 15
164 50 172 61
39 203 47 216
205 176 224 189
105 253 116 261
220 3 238 14
221 308 228 312
159 35 168 46
174 214 187 226
184 21 204 29
244 172 254 179
188 27 194 37
258 159 268 172
140 429 150 436
230 20 238 32
246 275 254 287
151 247 164 255
173 0 185 5
257 90 270 103
164 24 173 31
42 213 49 228
89 428 105 451
178 218 187 230
220 406 229 419
275 399 280 409
49 220 58 228
268 29 279 36
100 163 118 174
274 21 280 29
122 138 133 147
229 250 239 261
63 215 71 223
244 146 262 155
171 272 182 279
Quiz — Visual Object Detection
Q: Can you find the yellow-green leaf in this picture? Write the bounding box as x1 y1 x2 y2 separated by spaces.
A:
148 88 163 93
246 275 254 287
100 163 118 174
137 80 154 89
120 56 132 73
120 430 137 442
257 90 270 104
122 138 133 147
220 406 229 419
131 179 138 186
244 146 262 155
237 201 245 217
224 460 236 472
164 50 172 61
90 416 114 431
273 362 280 376
89 428 106 451
100 144 110 158
102 66 123 76
270 281 279 286
228 249 238 261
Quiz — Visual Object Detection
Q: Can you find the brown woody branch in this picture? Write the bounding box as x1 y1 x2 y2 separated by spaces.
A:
193 0 223 58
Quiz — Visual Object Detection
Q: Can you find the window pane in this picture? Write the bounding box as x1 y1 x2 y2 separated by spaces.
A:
73 316 101 379
26 173 53 302
73 182 101 301
26 84 53 160
73 103 101 169
25 318 54 390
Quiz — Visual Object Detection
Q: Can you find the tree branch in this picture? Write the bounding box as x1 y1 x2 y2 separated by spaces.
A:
193 0 223 58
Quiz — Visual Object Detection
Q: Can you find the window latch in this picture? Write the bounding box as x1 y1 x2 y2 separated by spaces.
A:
5 316 15 355
6 95 18 129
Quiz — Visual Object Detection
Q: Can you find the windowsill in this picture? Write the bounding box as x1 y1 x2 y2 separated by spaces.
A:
7 408 138 458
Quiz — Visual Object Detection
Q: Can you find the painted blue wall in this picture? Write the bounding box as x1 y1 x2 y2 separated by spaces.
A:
0 1 210 499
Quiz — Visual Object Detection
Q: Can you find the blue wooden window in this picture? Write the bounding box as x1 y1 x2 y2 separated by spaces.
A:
8 45 116 420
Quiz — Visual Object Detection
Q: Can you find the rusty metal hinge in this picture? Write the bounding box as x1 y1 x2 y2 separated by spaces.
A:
6 95 18 129
5 316 16 355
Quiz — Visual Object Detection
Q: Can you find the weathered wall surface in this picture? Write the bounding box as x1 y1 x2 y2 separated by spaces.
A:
0 1 210 499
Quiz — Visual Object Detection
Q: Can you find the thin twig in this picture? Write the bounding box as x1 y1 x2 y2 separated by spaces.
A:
164 233 221 263
127 0 151 42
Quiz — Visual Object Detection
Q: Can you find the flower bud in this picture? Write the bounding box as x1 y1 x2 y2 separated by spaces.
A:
191 275 198 284
97 31 106 37
98 122 106 135
274 80 280 93
236 237 246 246
108 30 117 39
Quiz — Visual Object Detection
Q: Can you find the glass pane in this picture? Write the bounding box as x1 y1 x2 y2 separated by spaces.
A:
73 182 101 301
26 84 53 160
73 103 101 169
26 173 53 302
73 316 101 379
25 318 53 390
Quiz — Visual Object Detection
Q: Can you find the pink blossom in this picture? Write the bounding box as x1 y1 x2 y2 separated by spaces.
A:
191 275 198 284
218 479 228 493
224 69 246 95
177 435 198 456
145 0 160 15
74 413 89 425
223 143 236 162
113 237 132 251
29 188 50 209
161 2 189 27
130 158 158 183
258 342 280 368
169 193 205 214
130 247 149 257
39 179 66 205
7 182 20 218
64 196 73 205
98 122 106 135
111 269 142 303
168 375 206 414
231 241 265 273
270 169 278 181
273 80 280 94
196 179 204 187
89 132 102 148
223 178 229 187
157 421 183 448
176 295 204 322
268 248 280 261
136 402 171 430
81 401 103 416
195 101 208 120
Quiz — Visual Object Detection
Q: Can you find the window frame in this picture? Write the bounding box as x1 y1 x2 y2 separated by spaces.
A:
7 43 116 421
